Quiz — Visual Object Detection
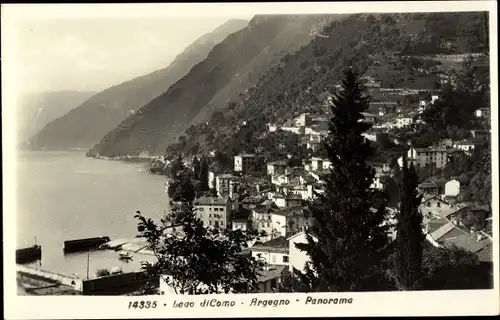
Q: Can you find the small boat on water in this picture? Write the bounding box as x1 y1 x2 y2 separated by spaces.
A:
118 251 132 259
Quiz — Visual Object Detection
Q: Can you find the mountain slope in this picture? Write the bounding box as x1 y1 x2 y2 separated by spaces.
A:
28 19 248 150
160 12 489 158
93 14 343 157
17 91 96 144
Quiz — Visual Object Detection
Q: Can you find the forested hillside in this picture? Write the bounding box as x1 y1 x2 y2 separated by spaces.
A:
27 19 249 150
92 14 343 157
164 12 489 157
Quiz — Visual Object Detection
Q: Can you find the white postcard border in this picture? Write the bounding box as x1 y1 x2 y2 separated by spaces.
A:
2 1 499 319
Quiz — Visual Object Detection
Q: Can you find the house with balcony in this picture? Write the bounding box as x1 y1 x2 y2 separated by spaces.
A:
251 236 290 267
215 174 238 197
399 146 450 169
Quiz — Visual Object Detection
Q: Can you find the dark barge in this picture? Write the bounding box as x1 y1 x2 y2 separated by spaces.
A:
16 245 42 264
63 236 111 254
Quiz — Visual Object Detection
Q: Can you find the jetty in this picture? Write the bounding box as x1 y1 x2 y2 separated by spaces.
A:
63 236 111 253
16 245 42 264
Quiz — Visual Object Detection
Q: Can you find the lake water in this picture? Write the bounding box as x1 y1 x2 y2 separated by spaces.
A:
15 151 168 276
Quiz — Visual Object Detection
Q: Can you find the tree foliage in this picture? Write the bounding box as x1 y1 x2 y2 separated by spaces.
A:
389 158 424 290
420 243 492 290
295 69 390 292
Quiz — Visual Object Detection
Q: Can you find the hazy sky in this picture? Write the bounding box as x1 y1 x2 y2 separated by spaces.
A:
15 17 234 93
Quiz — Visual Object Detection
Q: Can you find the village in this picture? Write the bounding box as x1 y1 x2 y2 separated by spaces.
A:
157 54 492 293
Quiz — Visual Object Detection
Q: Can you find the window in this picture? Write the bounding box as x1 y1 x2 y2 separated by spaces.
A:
209 214 211 218
437 202 441 208
427 202 431 207
214 208 218 212
221 221 224 226
209 221 212 225
283 255 289 263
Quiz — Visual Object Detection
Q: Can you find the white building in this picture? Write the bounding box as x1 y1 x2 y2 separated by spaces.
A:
362 132 378 142
208 171 215 190
194 197 232 229
267 123 278 132
419 195 452 219
475 107 490 118
272 193 286 208
234 154 256 173
395 117 413 128
280 126 302 134
293 113 310 127
370 174 386 191
360 112 377 123
272 172 292 186
453 141 476 155
444 179 460 198
232 218 250 231
309 158 332 172
251 237 290 267
286 184 313 201
267 160 288 176
215 174 237 197
287 230 317 272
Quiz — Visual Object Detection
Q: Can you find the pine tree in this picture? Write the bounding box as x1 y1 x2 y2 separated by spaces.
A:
199 157 210 191
295 68 390 292
170 154 184 178
391 157 424 290
192 155 201 180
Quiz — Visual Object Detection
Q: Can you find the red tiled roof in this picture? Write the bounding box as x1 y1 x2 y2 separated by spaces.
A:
443 232 493 255
256 265 286 283
251 237 289 252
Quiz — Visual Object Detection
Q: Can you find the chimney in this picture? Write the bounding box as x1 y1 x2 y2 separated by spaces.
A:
476 233 483 242
470 226 475 234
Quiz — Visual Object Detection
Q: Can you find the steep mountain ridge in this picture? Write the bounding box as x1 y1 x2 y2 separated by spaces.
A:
17 91 96 144
93 14 343 157
27 19 248 150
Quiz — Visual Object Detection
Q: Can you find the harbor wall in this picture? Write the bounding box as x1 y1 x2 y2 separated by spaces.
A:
17 265 83 291
16 245 42 263
63 236 111 253
81 271 159 295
